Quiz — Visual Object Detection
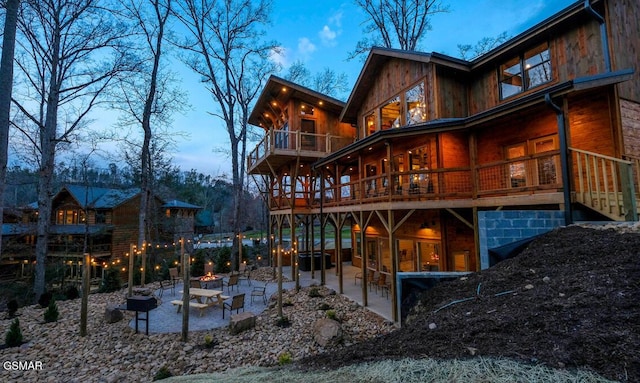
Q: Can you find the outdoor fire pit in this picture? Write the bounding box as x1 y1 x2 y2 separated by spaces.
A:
199 273 222 289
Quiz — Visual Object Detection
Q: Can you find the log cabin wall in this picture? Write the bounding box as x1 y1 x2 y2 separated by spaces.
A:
567 90 617 156
111 197 140 258
606 0 640 101
468 15 604 116
440 131 470 168
553 18 604 79
474 105 558 165
435 67 468 118
357 58 431 129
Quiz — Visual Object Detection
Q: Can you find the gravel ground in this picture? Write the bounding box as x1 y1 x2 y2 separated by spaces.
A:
0 272 394 382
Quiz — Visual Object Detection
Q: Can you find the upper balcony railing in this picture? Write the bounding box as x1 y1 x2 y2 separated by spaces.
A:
248 129 354 171
319 153 563 208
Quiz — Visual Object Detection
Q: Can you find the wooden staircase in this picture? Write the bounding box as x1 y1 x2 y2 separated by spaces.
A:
570 148 639 221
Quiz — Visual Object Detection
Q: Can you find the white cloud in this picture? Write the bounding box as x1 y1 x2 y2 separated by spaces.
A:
297 37 316 59
319 25 338 47
269 46 289 68
328 10 343 28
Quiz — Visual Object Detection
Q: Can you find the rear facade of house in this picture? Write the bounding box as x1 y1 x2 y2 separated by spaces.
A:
248 0 640 322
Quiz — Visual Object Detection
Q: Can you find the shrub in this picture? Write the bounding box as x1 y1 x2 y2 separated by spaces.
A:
153 365 172 381
99 268 122 293
5 318 23 347
317 302 331 311
203 334 217 349
7 299 18 317
275 315 290 328
283 299 293 307
326 309 337 320
65 285 80 300
308 287 322 298
43 298 59 323
38 291 53 308
278 351 292 365
213 247 231 274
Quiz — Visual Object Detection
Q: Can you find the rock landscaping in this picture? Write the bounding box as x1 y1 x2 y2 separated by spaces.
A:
0 277 393 382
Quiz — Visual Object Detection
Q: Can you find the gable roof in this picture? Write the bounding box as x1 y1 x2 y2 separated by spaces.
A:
340 47 469 124
61 185 140 209
162 200 201 210
249 75 346 128
340 0 599 124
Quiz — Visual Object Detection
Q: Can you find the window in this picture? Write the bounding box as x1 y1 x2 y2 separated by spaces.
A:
381 96 401 130
409 146 430 192
506 143 527 188
505 135 558 188
300 102 314 115
56 209 85 224
500 42 551 99
365 113 376 136
405 83 426 125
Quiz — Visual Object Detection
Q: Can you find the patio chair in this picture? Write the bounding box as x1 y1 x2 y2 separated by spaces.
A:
169 267 181 285
251 281 269 304
222 293 245 319
375 273 390 299
158 279 174 297
238 267 252 286
366 270 377 292
223 273 239 293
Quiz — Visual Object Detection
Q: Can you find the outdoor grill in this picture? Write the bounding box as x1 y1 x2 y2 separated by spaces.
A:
127 295 157 311
125 296 157 335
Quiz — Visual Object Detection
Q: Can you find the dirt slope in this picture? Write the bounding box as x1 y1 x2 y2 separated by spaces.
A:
299 225 640 382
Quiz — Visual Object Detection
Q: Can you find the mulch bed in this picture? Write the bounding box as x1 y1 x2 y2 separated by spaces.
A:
298 226 640 382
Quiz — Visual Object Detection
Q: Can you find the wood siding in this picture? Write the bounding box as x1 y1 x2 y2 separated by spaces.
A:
475 105 558 164
358 58 431 125
436 67 468 118
607 0 640 101
567 90 616 156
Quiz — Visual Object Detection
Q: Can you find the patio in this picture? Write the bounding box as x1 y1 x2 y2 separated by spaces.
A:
127 263 393 333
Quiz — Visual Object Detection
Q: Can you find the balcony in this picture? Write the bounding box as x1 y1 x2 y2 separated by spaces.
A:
248 129 353 174
319 153 563 209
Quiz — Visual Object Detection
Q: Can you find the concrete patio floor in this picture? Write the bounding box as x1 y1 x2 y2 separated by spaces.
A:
127 263 393 334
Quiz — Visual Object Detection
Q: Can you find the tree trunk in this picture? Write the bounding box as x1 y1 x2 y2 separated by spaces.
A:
0 0 20 258
34 29 61 301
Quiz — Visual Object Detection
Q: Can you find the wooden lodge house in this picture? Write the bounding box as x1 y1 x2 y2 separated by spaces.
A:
248 0 640 322
1 185 200 280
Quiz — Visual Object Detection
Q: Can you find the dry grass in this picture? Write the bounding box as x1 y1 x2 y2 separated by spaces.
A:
162 357 617 383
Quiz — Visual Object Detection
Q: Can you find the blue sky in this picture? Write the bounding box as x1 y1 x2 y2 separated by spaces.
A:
128 0 576 177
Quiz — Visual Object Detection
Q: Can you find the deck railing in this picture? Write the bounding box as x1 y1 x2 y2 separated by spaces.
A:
248 129 354 170
320 154 562 207
572 148 637 220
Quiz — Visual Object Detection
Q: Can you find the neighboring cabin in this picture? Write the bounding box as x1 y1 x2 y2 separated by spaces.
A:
248 0 640 322
1 185 200 281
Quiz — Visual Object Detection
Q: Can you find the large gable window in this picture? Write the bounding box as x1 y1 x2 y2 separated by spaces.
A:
500 42 552 99
406 83 426 125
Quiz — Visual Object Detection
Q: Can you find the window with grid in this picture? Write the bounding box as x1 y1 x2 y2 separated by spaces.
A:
499 42 551 99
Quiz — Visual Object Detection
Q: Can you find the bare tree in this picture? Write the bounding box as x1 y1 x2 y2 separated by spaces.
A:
457 31 510 61
350 0 449 59
173 0 278 270
284 60 349 100
12 0 134 299
0 0 20 258
116 0 185 264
